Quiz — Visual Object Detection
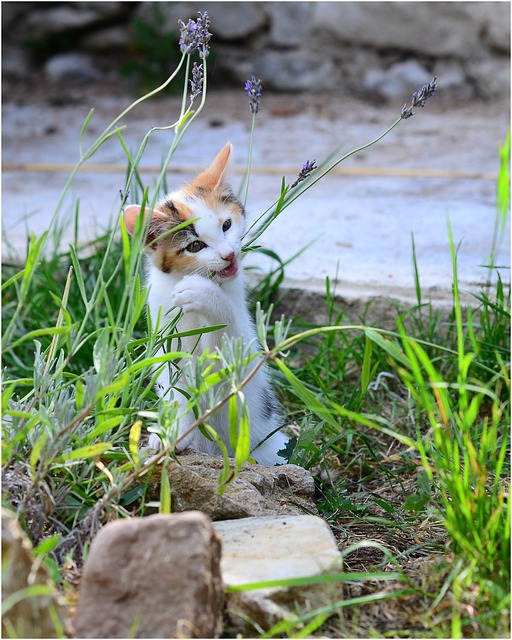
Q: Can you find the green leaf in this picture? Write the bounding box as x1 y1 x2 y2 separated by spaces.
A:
2 585 55 616
275 358 339 430
129 420 142 467
29 430 48 476
59 442 112 461
1 384 17 413
203 423 233 495
417 470 431 496
159 459 171 514
1 268 24 292
403 492 430 511
228 393 239 452
364 328 410 368
227 570 404 592
93 329 110 375
94 371 130 400
372 498 395 514
79 108 95 158
89 415 124 439
120 484 145 507
33 534 61 557
358 335 375 405
176 109 196 132
69 245 88 307
235 395 251 471
75 379 85 410
5 327 70 352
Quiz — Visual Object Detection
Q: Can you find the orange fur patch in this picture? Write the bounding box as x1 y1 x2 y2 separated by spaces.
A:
155 248 196 274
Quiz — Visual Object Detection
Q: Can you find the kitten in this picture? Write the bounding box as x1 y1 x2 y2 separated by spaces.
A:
124 142 289 465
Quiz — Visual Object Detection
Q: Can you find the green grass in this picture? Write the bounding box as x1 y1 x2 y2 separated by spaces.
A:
2 42 510 638
3 221 509 636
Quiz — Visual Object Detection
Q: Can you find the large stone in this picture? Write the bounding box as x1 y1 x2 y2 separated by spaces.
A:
466 57 511 101
214 515 343 631
44 53 101 84
82 25 132 51
142 450 317 519
312 2 493 59
2 509 68 638
232 49 338 92
363 60 432 102
265 3 315 49
73 512 224 638
135 2 268 40
483 5 511 52
21 3 127 40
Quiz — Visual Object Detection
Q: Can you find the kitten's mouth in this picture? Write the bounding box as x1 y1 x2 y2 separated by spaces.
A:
218 259 238 278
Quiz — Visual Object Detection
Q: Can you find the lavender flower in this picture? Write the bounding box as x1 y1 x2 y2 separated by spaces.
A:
189 61 204 103
244 76 262 114
401 76 438 119
291 160 317 188
178 11 212 58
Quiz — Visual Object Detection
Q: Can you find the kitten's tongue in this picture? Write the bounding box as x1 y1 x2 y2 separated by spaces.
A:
219 259 238 278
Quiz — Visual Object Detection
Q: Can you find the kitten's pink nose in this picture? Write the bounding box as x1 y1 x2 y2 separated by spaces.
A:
222 251 235 263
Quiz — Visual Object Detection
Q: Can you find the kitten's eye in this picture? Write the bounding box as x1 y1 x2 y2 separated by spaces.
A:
222 219 232 233
186 240 207 253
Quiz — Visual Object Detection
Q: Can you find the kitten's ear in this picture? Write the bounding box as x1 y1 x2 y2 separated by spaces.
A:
123 204 166 249
190 142 232 191
124 204 145 236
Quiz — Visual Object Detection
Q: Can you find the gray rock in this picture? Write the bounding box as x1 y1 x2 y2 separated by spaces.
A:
265 3 314 49
44 53 101 84
2 509 69 638
483 4 511 53
135 2 267 40
234 49 338 92
2 46 33 81
433 60 474 101
81 25 132 51
467 57 511 100
210 2 267 40
22 4 125 40
143 450 317 519
73 512 224 638
363 60 432 102
214 515 343 631
312 2 489 59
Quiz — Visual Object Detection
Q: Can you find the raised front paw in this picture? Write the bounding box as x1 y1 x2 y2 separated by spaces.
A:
172 275 224 318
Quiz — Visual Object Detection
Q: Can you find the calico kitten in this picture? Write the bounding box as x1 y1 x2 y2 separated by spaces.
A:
124 142 289 465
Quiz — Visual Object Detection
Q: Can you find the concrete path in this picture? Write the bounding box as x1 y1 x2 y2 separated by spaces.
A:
2 90 509 307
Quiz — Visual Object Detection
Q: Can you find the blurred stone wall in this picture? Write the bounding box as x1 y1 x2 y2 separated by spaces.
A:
3 1 510 102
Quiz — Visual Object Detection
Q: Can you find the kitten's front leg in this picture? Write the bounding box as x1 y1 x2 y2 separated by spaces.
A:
172 274 234 326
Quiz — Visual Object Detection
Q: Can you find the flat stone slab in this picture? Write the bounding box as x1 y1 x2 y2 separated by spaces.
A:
214 514 342 630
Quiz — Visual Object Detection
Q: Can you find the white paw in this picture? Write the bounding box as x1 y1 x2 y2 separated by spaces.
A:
172 275 220 316
148 433 162 451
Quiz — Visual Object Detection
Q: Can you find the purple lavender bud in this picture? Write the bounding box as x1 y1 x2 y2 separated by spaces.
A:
401 77 438 120
244 76 262 114
411 77 438 108
189 61 204 103
178 11 212 58
401 104 414 119
291 159 317 188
